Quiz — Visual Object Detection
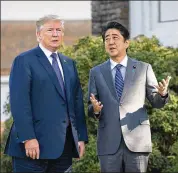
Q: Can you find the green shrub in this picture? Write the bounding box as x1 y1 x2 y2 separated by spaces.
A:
1 35 178 172
62 35 178 172
1 96 13 173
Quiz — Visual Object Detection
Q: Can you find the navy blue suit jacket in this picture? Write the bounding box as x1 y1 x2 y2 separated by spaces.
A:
4 46 88 159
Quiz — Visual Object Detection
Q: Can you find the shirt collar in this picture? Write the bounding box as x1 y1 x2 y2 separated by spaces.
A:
39 43 58 58
110 55 128 70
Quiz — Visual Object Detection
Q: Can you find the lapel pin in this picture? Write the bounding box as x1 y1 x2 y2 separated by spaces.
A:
64 60 67 63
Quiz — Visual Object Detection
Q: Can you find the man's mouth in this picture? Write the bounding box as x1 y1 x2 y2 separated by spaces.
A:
52 40 59 42
109 47 116 51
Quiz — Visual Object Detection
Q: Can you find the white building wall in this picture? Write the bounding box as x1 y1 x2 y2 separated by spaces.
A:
1 1 91 20
130 1 178 48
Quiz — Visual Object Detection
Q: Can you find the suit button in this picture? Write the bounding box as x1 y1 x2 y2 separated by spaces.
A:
119 103 123 106
62 120 66 123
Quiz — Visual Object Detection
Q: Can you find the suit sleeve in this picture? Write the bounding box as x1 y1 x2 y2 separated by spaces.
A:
9 55 36 142
73 61 88 143
88 69 101 119
146 64 169 108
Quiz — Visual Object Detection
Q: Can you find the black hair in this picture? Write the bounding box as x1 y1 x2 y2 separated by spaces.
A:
102 21 130 42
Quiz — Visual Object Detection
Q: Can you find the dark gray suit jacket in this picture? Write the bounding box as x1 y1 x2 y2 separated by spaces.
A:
88 57 168 156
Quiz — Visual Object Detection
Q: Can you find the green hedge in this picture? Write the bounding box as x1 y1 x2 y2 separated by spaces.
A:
1 35 178 172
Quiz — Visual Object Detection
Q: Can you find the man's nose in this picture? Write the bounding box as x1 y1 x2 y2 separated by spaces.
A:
109 38 114 44
52 30 59 36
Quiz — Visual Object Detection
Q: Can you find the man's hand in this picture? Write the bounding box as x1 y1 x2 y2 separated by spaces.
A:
90 93 103 113
76 141 85 160
25 139 40 159
155 76 171 96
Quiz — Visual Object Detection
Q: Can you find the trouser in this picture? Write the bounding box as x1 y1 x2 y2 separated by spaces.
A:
99 136 149 172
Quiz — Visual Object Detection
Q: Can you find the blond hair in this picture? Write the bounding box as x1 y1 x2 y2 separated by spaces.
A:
36 14 64 32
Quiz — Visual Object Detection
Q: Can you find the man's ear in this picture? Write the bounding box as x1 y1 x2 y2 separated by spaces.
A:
36 31 41 38
125 39 130 49
36 31 41 42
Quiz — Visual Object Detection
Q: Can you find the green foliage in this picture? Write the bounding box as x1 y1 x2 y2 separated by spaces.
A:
1 35 178 172
128 36 178 92
1 96 13 173
62 36 178 172
61 36 107 101
72 134 100 172
148 92 178 172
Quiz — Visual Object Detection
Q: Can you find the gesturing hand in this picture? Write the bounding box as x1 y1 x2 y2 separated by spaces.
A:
90 93 103 113
25 139 40 159
155 76 171 96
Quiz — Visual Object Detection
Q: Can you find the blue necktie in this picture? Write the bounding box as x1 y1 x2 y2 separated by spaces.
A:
51 53 70 126
51 53 65 95
115 64 124 101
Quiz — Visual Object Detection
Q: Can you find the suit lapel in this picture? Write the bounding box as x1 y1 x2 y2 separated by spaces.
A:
100 57 137 103
100 60 119 102
120 57 137 102
58 53 71 102
35 47 65 100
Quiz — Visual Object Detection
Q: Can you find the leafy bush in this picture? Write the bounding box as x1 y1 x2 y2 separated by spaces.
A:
1 96 13 173
62 35 178 172
1 35 178 172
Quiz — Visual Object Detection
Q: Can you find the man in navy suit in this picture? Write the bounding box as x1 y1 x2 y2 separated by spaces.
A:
5 14 88 172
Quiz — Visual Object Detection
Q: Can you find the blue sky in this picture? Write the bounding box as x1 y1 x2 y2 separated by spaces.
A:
1 1 91 20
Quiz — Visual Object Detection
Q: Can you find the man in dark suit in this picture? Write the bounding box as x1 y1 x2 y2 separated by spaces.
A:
5 14 88 173
88 21 171 172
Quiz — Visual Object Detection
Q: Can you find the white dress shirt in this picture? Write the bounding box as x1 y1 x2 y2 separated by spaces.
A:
110 55 128 81
39 43 64 81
